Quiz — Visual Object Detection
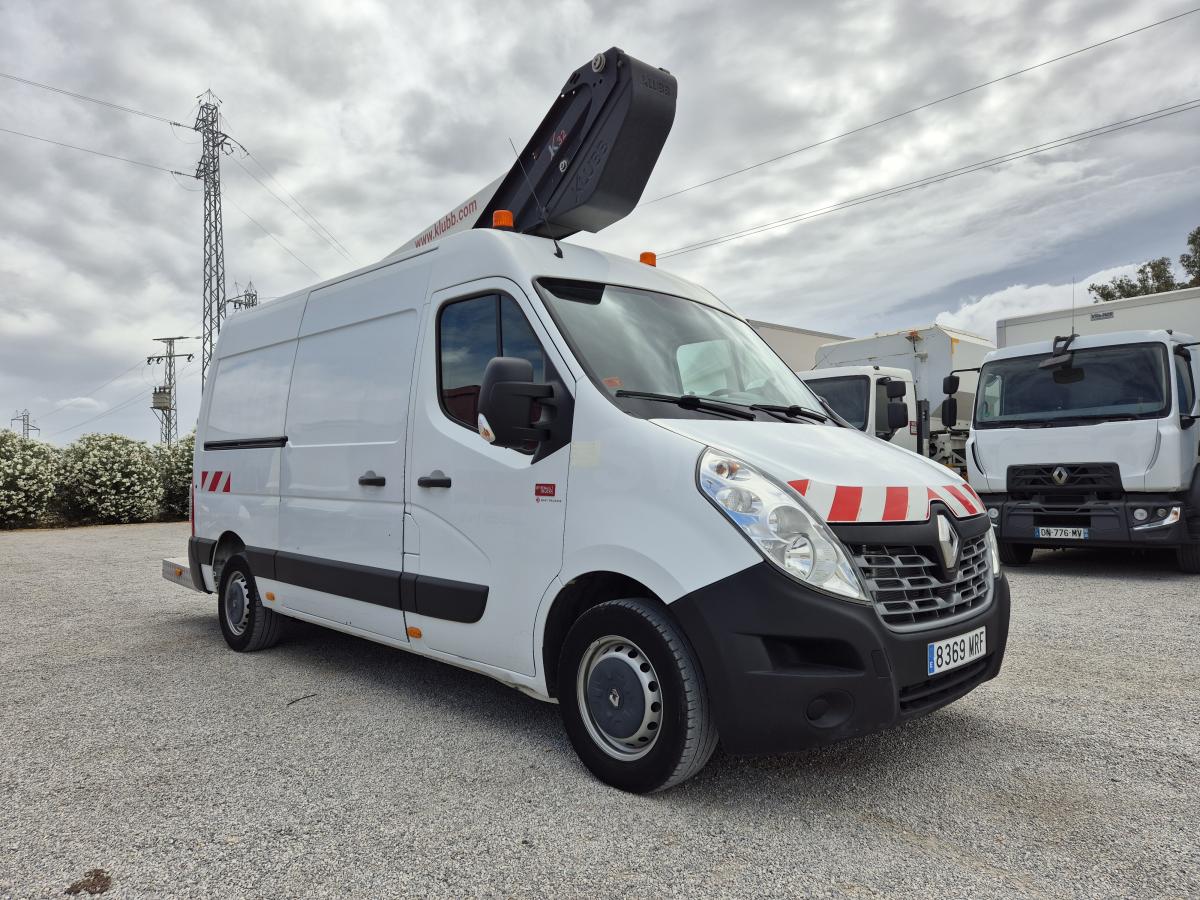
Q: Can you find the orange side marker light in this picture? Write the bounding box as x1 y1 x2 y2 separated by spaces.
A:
407 626 423 639
265 592 276 602
174 567 183 578
639 251 657 267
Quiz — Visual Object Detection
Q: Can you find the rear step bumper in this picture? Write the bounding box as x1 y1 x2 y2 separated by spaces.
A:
162 557 200 592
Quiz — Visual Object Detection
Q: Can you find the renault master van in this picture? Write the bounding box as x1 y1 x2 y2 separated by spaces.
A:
165 227 1010 792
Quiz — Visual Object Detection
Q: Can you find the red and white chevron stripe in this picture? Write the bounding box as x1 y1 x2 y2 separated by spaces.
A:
787 478 982 523
199 470 231 493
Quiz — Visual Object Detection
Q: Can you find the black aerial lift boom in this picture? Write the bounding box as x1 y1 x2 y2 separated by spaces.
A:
390 48 677 256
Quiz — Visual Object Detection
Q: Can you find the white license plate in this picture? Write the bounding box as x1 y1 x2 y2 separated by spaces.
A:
927 626 986 676
1035 526 1088 539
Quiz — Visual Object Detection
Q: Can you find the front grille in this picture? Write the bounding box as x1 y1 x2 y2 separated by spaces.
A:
898 658 990 713
1007 462 1120 494
850 533 992 632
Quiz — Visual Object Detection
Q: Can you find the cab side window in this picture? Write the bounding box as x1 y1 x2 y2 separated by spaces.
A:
438 294 546 429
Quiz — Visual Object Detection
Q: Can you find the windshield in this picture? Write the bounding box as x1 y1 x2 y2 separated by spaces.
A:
802 376 868 430
975 343 1169 428
537 280 826 416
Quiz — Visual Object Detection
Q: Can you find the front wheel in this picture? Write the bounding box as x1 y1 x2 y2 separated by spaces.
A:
998 542 1034 566
1177 541 1200 573
558 598 717 793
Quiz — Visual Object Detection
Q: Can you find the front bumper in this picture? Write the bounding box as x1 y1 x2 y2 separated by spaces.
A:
980 493 1189 548
668 562 1010 756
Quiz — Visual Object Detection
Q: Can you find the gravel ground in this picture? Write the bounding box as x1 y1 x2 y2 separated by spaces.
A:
1 522 1197 899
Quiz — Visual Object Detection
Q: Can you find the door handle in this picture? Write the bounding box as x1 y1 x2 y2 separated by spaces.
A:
417 470 452 489
358 470 386 487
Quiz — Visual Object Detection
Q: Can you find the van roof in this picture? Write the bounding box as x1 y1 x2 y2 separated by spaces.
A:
237 229 734 322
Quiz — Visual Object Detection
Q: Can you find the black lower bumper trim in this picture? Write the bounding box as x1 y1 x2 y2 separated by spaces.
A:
668 562 1010 755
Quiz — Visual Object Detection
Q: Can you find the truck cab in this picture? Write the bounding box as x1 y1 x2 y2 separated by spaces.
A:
797 366 916 449
965 329 1200 571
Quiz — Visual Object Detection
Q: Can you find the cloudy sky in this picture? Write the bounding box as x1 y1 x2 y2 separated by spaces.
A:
2 0 1198 444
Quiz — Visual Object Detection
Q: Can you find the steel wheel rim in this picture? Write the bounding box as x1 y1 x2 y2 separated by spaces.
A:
575 634 663 761
224 572 250 636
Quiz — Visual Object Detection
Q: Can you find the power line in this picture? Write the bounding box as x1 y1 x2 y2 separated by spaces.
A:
244 151 356 260
225 194 322 277
644 7 1200 206
229 152 355 264
0 125 194 177
659 98 1200 258
0 70 185 125
36 361 146 420
47 359 201 439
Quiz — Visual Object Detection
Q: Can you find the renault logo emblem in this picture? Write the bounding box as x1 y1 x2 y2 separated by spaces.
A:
936 515 960 571
1052 466 1070 485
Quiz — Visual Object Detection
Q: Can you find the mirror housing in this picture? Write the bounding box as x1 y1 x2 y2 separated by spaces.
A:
477 357 552 449
942 374 960 395
886 402 908 432
885 379 907 400
941 397 958 428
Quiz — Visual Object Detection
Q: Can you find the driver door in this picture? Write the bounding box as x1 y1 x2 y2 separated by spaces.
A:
404 279 573 676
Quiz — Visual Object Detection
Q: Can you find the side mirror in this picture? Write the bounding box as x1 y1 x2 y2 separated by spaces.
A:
942 374 960 395
887 402 908 432
477 357 552 449
941 397 958 428
885 380 907 400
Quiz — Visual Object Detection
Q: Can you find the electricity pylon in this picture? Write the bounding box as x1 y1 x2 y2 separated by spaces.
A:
148 337 194 446
195 91 231 387
9 409 39 439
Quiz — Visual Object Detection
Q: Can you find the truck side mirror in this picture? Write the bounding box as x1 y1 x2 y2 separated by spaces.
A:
887 402 908 432
942 374 960 395
477 357 552 449
941 397 958 429
885 380 907 400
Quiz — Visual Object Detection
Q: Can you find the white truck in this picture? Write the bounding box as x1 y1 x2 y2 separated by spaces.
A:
160 49 1010 793
956 285 1200 571
796 365 917 447
797 326 993 472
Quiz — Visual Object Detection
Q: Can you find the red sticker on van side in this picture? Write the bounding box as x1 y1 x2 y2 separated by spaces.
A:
535 483 556 497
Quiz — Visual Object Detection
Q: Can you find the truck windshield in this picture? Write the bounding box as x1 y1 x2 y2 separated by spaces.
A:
537 279 826 417
975 343 1169 428
801 376 868 430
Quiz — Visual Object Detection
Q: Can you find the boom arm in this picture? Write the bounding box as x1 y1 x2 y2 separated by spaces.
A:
389 48 677 257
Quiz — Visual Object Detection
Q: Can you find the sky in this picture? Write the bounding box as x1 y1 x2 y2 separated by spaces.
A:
1 0 1198 444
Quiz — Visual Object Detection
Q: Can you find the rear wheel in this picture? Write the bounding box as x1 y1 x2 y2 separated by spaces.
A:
1176 541 1200 573
558 598 717 793
998 542 1034 566
218 555 283 652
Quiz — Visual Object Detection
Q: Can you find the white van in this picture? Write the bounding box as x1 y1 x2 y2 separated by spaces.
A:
167 225 1010 792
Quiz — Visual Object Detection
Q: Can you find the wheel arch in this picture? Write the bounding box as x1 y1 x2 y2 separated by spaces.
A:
540 571 667 698
211 530 246 587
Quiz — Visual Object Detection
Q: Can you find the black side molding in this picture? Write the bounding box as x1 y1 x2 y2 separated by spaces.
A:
401 573 488 624
273 550 402 609
203 436 288 451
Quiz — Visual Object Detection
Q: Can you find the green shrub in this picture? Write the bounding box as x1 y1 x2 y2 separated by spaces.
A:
57 433 163 525
154 433 195 520
0 431 59 528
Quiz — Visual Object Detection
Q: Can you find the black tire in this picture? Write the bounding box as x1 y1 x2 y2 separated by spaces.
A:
1177 542 1200 573
217 555 283 652
558 598 717 794
998 542 1034 566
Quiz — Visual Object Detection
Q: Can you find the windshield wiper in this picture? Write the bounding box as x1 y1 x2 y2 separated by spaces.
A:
748 403 827 423
614 390 757 420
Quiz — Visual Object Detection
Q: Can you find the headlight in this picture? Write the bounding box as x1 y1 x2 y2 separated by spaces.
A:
697 448 868 602
985 525 1001 576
